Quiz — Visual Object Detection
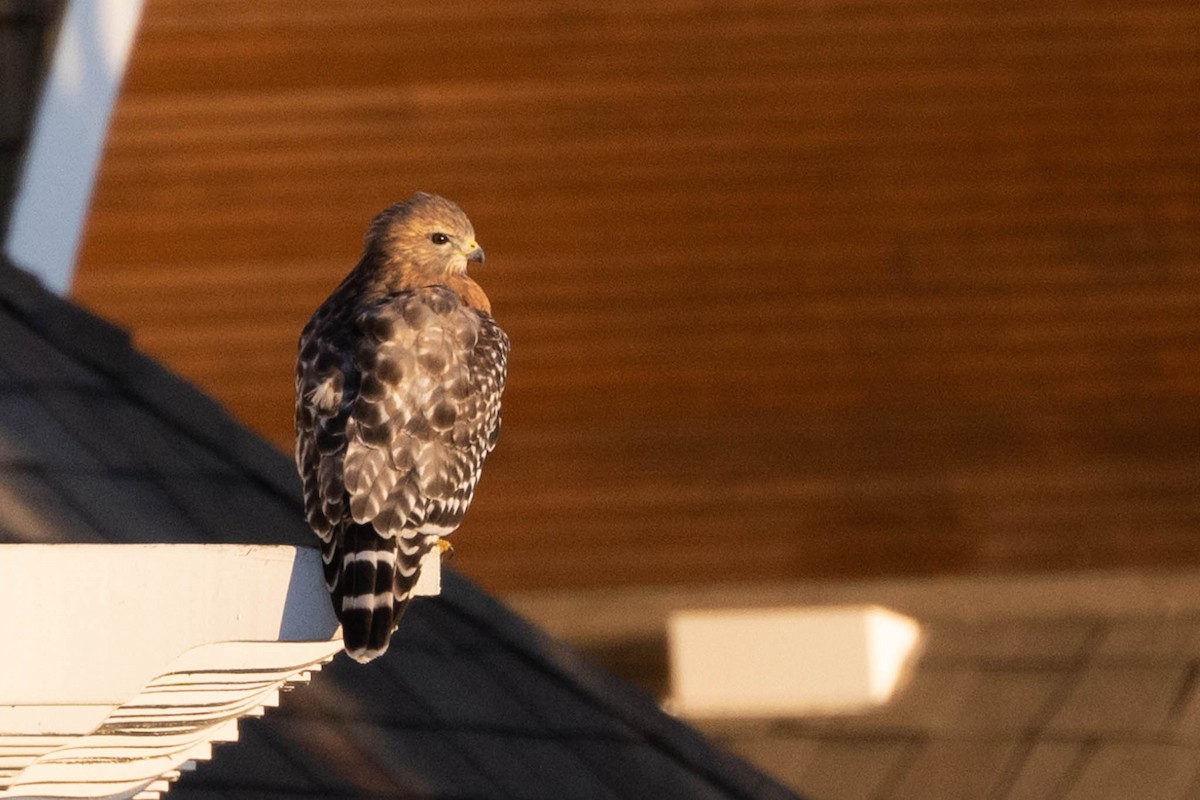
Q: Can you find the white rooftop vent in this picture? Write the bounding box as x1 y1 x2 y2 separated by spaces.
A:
668 604 922 718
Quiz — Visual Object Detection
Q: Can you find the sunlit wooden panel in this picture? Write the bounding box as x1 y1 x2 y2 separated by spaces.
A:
74 1 1200 592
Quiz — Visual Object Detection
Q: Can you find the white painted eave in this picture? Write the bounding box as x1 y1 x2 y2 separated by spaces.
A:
0 544 441 800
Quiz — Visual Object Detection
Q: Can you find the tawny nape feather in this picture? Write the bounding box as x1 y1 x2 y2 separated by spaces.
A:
361 193 491 313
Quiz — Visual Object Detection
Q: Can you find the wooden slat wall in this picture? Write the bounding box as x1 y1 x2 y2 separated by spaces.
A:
74 0 1200 592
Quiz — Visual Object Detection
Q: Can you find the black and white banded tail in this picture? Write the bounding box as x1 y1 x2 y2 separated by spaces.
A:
327 523 435 662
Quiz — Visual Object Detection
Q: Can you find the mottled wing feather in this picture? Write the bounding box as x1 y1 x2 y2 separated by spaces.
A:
295 284 507 661
343 287 508 538
296 313 357 545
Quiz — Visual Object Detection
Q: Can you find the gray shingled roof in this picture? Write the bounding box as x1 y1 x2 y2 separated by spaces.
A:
707 575 1200 800
512 572 1200 800
0 255 799 800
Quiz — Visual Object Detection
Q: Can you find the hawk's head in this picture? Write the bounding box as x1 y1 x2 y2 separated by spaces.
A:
366 192 484 279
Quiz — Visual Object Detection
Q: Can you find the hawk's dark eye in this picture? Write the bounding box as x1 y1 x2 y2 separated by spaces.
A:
430 232 450 245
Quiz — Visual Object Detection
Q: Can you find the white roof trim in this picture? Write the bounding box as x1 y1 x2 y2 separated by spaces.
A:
4 0 146 294
0 543 442 800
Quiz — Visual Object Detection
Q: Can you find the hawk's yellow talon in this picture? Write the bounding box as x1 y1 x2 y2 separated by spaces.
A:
437 539 455 559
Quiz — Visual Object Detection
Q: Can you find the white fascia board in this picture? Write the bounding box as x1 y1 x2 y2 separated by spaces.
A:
0 544 338 704
0 543 442 705
0 543 442 800
4 0 146 294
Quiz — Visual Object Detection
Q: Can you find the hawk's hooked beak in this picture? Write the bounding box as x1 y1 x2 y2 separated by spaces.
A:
465 243 485 264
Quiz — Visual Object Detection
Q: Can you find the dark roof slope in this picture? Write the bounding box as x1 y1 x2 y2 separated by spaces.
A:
0 257 307 545
0 255 798 800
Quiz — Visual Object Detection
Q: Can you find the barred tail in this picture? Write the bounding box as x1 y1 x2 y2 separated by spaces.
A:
331 524 436 663
335 523 399 663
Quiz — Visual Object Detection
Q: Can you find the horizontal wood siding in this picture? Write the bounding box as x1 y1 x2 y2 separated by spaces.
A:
74 1 1200 591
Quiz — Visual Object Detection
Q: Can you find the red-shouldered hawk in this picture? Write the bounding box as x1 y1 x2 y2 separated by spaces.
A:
295 192 508 662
